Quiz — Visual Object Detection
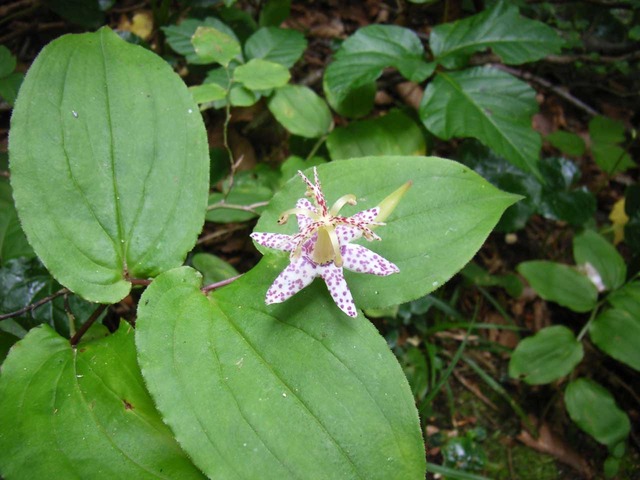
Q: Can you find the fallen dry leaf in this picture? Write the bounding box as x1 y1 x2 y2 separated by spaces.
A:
518 421 594 478
396 81 423 110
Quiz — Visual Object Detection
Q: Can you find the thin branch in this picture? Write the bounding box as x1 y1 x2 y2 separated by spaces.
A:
128 277 152 286
492 63 601 117
0 21 66 44
0 288 69 321
0 170 9 178
545 50 640 64
201 274 243 293
206 200 269 214
70 304 108 346
197 224 247 245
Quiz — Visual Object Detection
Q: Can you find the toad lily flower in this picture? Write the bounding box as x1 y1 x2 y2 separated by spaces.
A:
251 168 410 317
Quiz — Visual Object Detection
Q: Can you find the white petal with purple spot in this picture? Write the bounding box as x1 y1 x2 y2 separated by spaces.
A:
341 244 400 276
250 232 295 252
266 257 317 304
319 263 357 318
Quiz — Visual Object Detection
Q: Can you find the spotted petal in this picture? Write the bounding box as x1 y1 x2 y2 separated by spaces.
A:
335 207 381 243
250 232 295 252
295 198 316 230
265 256 317 304
341 244 399 276
319 263 357 318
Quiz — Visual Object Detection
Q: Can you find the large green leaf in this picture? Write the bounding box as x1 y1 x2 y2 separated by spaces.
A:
268 85 333 138
590 309 640 372
253 156 519 310
9 27 209 303
419 67 541 177
327 110 425 160
0 324 205 479
135 265 426 479
509 326 583 385
573 229 626 291
517 261 598 313
564 378 630 448
324 25 434 114
430 1 564 69
244 27 307 68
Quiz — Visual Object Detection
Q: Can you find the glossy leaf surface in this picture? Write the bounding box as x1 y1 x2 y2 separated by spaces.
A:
430 1 564 68
254 156 519 310
509 326 583 385
0 325 205 479
420 67 541 177
136 265 426 479
9 28 209 303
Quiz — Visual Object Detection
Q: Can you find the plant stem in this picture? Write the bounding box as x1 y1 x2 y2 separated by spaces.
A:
0 288 69 321
306 134 328 161
201 274 243 293
206 200 269 213
577 302 602 342
70 304 108 346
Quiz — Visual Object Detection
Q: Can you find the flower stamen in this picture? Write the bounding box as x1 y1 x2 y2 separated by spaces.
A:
329 194 357 216
278 207 319 225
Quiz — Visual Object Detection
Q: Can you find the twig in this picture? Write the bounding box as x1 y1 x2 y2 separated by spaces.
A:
0 170 9 178
201 274 242 293
453 370 499 411
492 64 601 117
0 288 69 321
206 200 268 214
70 304 108 346
306 134 329 161
197 224 247 245
545 50 640 64
0 0 33 18
0 21 66 44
